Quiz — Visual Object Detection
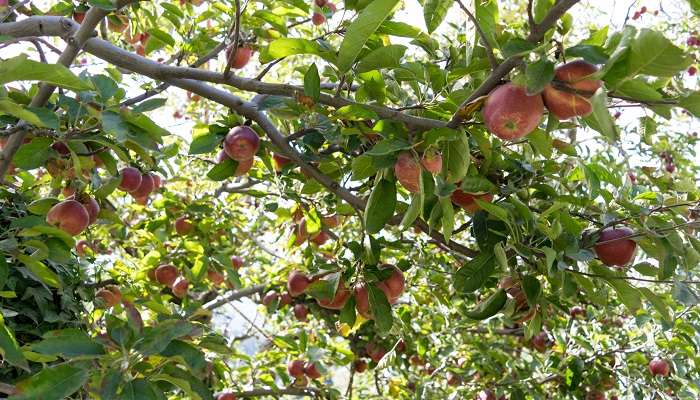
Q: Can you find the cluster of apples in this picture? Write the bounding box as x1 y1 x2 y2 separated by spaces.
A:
46 192 100 236
311 0 337 25
483 60 602 141
659 151 676 173
291 213 339 247
117 166 162 205
287 359 323 387
150 263 189 298
207 255 243 287
214 126 260 177
95 284 122 308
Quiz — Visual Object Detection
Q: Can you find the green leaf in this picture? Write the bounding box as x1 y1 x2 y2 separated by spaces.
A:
522 275 541 306
0 100 57 128
31 329 104 358
443 134 469 183
582 89 617 141
439 196 454 241
339 298 357 326
454 253 495 293
334 104 378 121
0 315 29 371
189 131 220 155
206 158 238 181
565 44 609 64
423 127 462 146
0 55 92 91
679 91 700 117
87 0 116 10
27 198 59 215
400 192 423 229
638 287 670 323
303 64 321 102
365 138 411 156
527 129 553 158
16 254 62 288
135 320 196 356
628 29 692 77
364 179 397 234
119 378 163 400
12 137 52 170
474 0 499 49
464 289 507 320
337 0 401 72
356 45 407 73
351 154 377 180
590 264 642 312
423 0 451 33
265 38 324 61
525 59 555 95
9 364 89 400
368 285 393 333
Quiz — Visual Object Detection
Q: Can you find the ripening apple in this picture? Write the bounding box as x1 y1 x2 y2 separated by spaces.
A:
151 173 162 190
216 150 253 176
262 290 279 306
287 270 310 296
172 276 189 298
394 151 421 193
542 60 602 120
75 239 91 256
294 219 309 245
217 392 237 400
421 151 442 174
316 281 351 309
107 14 128 33
224 126 260 161
648 357 670 376
155 264 178 287
312 12 325 25
287 360 305 378
52 141 71 155
96 285 122 308
321 214 340 228
175 217 194 235
293 304 309 321
279 292 293 306
314 0 327 6
594 226 637 266
230 255 243 269
304 362 322 379
376 265 405 303
46 199 90 235
310 231 330 246
73 11 86 24
118 167 142 192
353 359 368 373
207 270 225 285
531 331 550 353
569 305 586 318
353 283 372 319
70 195 99 225
130 173 154 198
225 45 254 69
451 190 493 213
365 342 386 363
272 153 292 171
483 82 544 140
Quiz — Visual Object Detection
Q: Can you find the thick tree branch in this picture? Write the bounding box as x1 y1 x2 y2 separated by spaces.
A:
446 0 581 129
203 284 266 310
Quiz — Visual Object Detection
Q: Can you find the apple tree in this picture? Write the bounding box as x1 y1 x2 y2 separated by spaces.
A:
0 0 699 399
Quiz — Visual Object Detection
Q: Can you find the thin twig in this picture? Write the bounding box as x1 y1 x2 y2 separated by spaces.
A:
455 0 498 69
223 0 241 77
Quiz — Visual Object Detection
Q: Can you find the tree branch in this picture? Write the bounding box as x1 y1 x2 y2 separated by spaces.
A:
455 0 497 69
232 387 321 398
222 0 241 77
446 0 581 129
203 284 266 310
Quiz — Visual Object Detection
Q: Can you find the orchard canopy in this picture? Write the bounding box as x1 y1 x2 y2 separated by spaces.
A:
1 0 700 398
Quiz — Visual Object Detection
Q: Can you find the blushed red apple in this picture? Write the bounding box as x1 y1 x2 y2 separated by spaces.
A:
483 82 544 140
394 151 420 193
46 199 90 235
224 126 259 161
543 60 602 120
594 227 636 266
287 270 310 296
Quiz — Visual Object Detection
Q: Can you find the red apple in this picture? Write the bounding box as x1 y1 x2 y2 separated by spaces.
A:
151 173 162 190
376 265 405 302
314 0 327 6
225 45 253 69
172 276 189 298
130 173 154 198
69 195 99 225
354 283 372 319
304 362 321 379
51 141 70 155
312 12 325 25
293 304 308 321
207 270 225 285
229 255 243 269
118 167 142 192
584 391 604 400
317 281 351 310
155 264 178 287
325 2 336 12
294 219 309 245
287 360 305 378
543 60 602 120
483 82 544 140
569 306 586 318
96 285 122 308
224 126 260 161
394 151 420 193
272 153 292 171
280 292 293 306
46 200 90 235
594 227 636 266
648 357 670 376
353 359 368 373
421 151 442 174
321 214 340 228
73 11 86 24
451 190 493 213
175 217 194 235
287 270 310 296
531 331 549 353
217 393 237 400
310 231 330 246
262 290 279 306
365 342 386 363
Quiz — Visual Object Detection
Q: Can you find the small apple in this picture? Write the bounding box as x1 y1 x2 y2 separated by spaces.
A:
73 11 86 24
316 281 351 309
321 214 340 228
130 173 155 198
353 282 372 319
225 45 254 69
46 200 90 235
96 285 122 308
421 151 442 174
151 173 162 190
294 219 309 245
446 371 461 386
155 264 178 287
279 292 293 306
262 290 279 306
325 2 336 12
75 239 91 256
272 153 292 171
51 141 71 155
531 331 550 353
217 392 237 400
394 151 421 193
310 231 330 246
314 0 327 6
376 265 405 303
293 304 308 321
172 276 189 298
648 357 670 376
353 359 368 373
483 82 544 140
207 270 225 285
287 360 305 378
594 227 636 266
365 342 386 363
230 255 243 270
224 126 260 161
70 195 99 225
304 362 322 379
287 270 310 296
569 306 586 318
175 217 194 235
118 167 142 192
584 390 604 400
312 12 325 25
451 190 493 213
